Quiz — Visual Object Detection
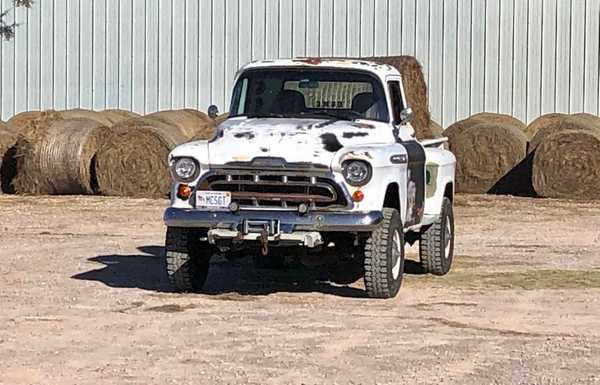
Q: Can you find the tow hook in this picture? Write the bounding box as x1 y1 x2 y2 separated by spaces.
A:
260 225 269 256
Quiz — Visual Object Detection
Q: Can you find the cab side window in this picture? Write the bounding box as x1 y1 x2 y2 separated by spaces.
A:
388 81 405 124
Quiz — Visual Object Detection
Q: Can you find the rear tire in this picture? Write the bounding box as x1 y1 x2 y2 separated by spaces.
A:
419 197 454 275
363 208 405 299
165 227 211 292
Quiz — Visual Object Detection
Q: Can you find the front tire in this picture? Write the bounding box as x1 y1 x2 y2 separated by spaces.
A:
363 208 405 299
165 227 211 292
419 197 454 275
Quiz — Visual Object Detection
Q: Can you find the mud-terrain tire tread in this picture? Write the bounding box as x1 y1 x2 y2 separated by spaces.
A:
419 197 454 276
363 208 404 299
165 227 210 292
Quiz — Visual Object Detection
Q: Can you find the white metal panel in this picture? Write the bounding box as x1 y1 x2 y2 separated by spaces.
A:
527 0 543 122
319 0 334 56
570 0 585 113
27 1 41 111
171 0 185 108
305 0 320 56
184 0 199 109
131 0 146 113
106 0 120 109
455 0 471 122
346 0 360 57
555 0 571 113
1 0 15 116
66 0 80 109
14 4 27 112
442 0 458 126
414 0 429 90
373 0 388 56
429 0 443 124
266 0 279 58
584 0 600 115
332 0 347 56
541 0 557 114
93 0 106 110
279 0 294 58
470 0 486 116
388 0 402 55
498 0 514 115
359 0 375 57
512 0 528 122
401 0 416 56
211 0 226 107
119 0 133 110
198 0 212 110
484 0 500 113
292 0 307 57
158 0 173 109
40 0 54 110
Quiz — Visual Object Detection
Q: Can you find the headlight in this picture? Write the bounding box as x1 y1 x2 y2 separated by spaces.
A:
342 160 372 186
171 157 200 182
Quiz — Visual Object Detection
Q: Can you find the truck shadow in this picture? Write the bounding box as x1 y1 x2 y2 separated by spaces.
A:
72 245 375 298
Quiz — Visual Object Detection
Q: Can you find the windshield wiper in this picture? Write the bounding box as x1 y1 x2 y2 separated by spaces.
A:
294 110 362 122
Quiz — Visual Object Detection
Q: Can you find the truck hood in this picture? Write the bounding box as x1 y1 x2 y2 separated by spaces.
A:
207 117 394 168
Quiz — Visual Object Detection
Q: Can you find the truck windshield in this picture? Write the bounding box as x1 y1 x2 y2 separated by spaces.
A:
229 68 390 122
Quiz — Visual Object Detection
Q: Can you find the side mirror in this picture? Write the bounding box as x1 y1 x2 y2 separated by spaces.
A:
208 105 219 119
399 107 413 125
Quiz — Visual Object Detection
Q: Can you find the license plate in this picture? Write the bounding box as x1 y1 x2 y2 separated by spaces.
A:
196 191 231 209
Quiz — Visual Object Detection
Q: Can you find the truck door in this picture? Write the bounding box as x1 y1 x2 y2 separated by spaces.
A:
387 79 425 227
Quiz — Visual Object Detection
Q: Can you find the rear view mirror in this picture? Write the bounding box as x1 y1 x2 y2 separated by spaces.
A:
208 105 219 119
400 108 413 124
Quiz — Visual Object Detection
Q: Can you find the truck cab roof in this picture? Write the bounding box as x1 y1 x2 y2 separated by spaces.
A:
239 58 402 82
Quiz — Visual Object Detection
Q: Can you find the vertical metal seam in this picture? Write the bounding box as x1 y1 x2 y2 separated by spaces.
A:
482 0 486 112
496 0 500 114
524 0 529 120
454 0 459 121
539 0 544 116
582 0 587 111
567 0 572 112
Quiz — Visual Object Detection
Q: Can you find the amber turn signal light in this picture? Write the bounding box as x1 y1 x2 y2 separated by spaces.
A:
177 184 193 200
352 190 364 202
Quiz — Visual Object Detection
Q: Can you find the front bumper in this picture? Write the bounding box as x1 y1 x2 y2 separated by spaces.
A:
163 208 384 232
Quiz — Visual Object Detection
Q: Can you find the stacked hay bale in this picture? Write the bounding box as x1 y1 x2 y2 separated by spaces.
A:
445 113 528 194
367 56 432 140
529 114 600 199
11 117 108 195
146 109 214 139
94 116 190 198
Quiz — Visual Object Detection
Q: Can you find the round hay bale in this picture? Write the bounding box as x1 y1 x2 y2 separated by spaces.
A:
449 122 528 193
145 109 214 139
532 129 600 199
367 56 431 139
0 119 7 131
445 113 525 140
95 117 188 198
529 114 600 152
59 109 114 126
0 128 18 193
190 112 228 141
525 113 567 141
102 109 141 123
11 118 108 195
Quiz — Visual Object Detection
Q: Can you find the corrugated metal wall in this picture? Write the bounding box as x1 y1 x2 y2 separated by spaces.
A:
1 0 599 128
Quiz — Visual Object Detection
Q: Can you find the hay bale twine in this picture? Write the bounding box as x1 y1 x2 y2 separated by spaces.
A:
0 128 18 193
529 114 600 152
11 118 108 195
95 117 188 198
366 56 431 139
145 109 214 139
449 122 528 193
532 129 600 199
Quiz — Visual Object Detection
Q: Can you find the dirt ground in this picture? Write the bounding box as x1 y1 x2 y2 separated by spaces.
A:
1 194 599 385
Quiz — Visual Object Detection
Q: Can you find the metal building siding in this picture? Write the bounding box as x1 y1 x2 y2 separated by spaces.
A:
0 0 599 128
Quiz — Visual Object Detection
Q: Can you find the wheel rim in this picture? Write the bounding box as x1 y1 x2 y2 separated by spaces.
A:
391 230 402 280
444 219 452 259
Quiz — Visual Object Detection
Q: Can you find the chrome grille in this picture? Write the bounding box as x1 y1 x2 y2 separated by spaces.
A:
198 170 348 210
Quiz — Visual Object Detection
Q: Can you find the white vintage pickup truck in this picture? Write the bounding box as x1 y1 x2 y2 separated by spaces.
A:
163 59 456 298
